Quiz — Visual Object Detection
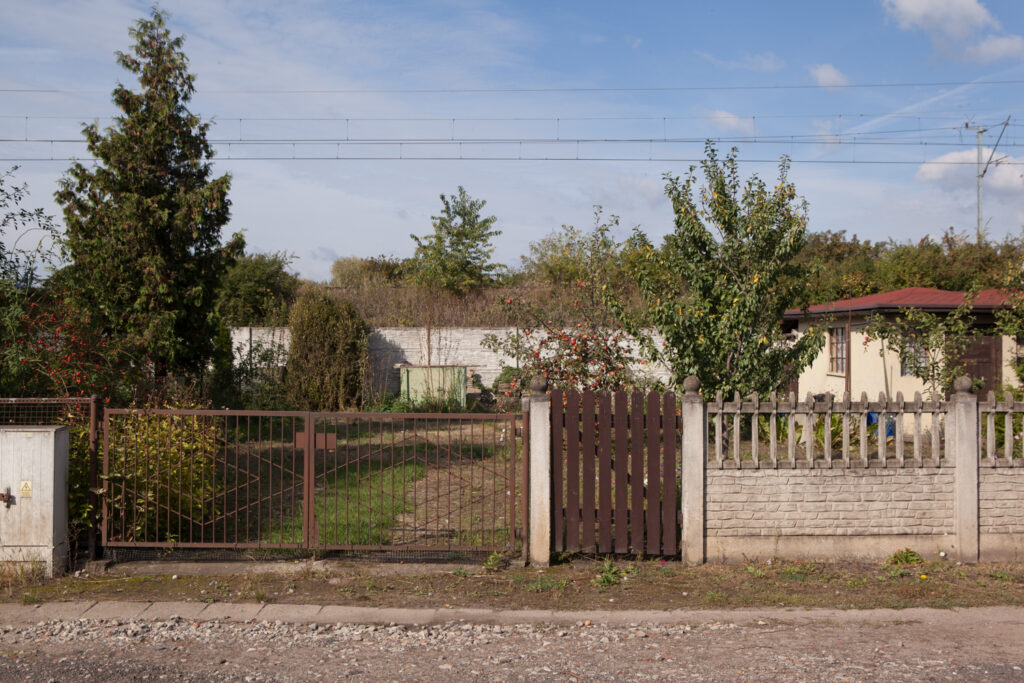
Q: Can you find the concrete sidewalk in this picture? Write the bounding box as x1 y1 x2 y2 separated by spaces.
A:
4 600 1024 628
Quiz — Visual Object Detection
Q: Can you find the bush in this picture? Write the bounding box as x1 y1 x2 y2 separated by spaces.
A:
285 288 369 411
105 403 222 543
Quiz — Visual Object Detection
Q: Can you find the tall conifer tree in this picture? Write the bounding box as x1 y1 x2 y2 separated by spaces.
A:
56 9 243 378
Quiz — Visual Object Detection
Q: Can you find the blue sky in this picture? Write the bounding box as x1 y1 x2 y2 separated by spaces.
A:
2 0 1023 280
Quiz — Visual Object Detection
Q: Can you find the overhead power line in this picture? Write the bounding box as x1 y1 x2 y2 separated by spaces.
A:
1 155 1017 165
2 79 1023 95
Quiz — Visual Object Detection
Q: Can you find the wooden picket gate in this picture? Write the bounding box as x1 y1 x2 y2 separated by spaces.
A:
550 389 680 557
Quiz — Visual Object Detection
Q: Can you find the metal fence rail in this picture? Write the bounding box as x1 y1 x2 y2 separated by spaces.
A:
101 408 524 557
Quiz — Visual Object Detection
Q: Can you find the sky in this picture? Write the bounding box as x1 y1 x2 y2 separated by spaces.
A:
1 0 1023 281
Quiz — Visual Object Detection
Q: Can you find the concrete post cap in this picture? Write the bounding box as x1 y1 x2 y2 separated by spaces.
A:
529 375 549 395
953 376 973 394
682 375 701 395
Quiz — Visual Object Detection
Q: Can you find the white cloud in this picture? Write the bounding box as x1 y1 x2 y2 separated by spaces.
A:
916 148 1024 194
882 0 997 39
965 34 1024 62
625 35 644 49
809 64 848 88
704 110 756 135
694 50 784 72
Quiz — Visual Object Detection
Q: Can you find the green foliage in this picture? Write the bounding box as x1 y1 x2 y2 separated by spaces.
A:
483 210 655 394
864 301 977 400
330 255 408 289
216 251 299 327
520 209 633 294
227 337 289 410
0 170 138 399
886 548 924 565
592 559 623 587
610 143 824 397
798 228 1024 305
411 186 501 294
55 9 243 378
106 405 222 542
285 288 369 410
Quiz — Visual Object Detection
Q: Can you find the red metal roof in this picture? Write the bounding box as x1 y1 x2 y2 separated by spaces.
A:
785 287 1008 318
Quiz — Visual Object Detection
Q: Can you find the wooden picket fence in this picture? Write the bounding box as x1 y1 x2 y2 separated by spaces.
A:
550 389 679 557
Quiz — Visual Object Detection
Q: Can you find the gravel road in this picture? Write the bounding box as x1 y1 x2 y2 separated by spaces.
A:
1 610 1023 681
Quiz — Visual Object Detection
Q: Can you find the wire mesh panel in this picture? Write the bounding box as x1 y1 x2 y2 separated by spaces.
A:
103 409 308 548
310 412 522 554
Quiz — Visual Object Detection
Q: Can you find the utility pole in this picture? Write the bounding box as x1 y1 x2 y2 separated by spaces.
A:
965 117 1010 245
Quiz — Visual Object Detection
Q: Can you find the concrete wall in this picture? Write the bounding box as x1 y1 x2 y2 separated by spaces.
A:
704 468 957 562
232 326 673 396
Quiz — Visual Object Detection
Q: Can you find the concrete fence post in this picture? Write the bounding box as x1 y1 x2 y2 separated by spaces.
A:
950 375 979 564
527 376 551 567
680 376 706 565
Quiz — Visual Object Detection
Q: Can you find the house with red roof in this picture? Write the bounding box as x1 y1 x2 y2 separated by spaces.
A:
782 287 1016 399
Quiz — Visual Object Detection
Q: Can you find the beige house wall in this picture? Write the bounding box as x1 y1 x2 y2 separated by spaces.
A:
795 320 932 399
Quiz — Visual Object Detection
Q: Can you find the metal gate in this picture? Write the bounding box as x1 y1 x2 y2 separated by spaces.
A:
102 409 525 557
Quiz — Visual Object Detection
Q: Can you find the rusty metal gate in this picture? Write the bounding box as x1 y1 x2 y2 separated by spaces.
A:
101 409 525 557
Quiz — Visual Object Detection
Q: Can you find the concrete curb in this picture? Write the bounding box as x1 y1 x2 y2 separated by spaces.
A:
3 601 1024 628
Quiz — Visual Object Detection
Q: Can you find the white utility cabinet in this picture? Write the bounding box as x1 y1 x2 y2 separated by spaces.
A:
0 426 69 577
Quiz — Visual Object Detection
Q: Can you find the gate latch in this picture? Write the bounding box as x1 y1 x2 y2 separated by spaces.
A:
0 487 12 508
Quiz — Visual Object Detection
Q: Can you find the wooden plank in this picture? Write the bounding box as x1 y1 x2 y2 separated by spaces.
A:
565 390 580 552
614 391 629 554
581 390 596 553
597 392 612 554
646 392 661 556
630 391 644 552
662 392 678 556
550 389 564 551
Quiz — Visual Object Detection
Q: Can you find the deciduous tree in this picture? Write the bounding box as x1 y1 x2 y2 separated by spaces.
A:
609 143 823 397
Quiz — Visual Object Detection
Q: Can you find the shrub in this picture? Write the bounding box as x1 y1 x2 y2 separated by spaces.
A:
285 288 369 411
104 402 222 543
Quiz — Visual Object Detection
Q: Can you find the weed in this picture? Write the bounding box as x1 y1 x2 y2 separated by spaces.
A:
886 567 911 580
847 578 868 588
592 560 622 588
746 565 765 579
19 593 41 605
991 571 1012 582
252 589 267 602
593 561 622 589
780 562 818 580
451 568 471 578
483 551 506 573
887 548 923 566
525 577 568 593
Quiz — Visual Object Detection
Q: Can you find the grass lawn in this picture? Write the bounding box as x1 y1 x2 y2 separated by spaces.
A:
264 459 425 546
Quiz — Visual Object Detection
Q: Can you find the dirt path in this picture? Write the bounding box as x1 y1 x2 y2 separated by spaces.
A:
0 608 1022 681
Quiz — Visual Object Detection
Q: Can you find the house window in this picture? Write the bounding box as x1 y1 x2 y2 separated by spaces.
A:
829 326 847 374
901 341 926 377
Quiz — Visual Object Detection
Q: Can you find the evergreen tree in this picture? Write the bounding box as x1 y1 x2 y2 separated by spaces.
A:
56 9 243 378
